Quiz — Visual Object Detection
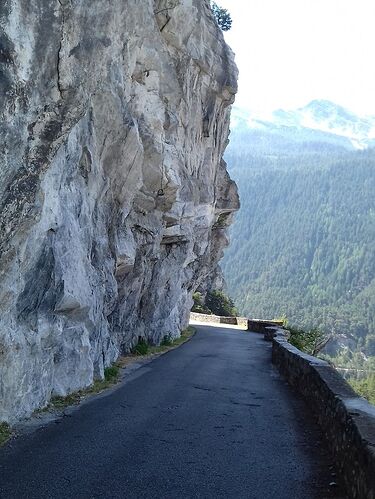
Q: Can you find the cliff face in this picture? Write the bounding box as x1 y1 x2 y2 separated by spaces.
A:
0 0 238 422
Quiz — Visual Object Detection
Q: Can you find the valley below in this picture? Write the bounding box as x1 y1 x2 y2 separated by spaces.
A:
222 100 375 397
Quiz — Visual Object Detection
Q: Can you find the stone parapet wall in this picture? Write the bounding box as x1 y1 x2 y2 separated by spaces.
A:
236 317 249 329
189 312 248 328
189 314 283 331
247 319 284 334
270 328 375 499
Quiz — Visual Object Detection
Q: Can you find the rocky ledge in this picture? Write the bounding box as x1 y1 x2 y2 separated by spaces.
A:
0 0 238 422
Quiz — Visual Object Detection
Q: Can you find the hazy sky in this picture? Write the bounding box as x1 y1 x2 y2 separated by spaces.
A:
218 0 375 115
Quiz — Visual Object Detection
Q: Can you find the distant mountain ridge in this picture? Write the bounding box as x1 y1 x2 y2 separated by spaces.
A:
232 100 375 150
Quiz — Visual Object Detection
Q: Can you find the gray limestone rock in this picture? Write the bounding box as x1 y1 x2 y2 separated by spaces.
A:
0 0 238 422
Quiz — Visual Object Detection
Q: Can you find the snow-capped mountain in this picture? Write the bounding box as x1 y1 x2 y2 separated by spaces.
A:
232 100 375 150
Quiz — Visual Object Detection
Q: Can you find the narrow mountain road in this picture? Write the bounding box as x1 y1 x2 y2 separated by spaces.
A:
0 326 344 499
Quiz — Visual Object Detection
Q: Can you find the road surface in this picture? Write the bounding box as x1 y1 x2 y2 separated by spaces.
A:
0 325 343 498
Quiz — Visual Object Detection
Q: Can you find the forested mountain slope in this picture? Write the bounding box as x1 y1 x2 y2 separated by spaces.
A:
222 102 375 354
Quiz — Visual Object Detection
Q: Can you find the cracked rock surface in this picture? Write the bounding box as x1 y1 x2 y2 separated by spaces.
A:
0 0 238 422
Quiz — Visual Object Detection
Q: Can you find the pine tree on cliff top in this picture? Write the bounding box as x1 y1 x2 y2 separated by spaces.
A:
211 2 232 31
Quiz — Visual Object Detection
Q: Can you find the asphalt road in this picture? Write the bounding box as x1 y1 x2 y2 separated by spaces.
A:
0 325 344 499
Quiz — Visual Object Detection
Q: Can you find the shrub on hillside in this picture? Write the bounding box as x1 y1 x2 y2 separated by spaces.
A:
205 290 238 317
191 292 212 314
192 290 238 317
287 326 330 356
348 375 375 405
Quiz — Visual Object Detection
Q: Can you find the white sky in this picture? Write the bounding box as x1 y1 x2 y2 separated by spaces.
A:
218 0 375 115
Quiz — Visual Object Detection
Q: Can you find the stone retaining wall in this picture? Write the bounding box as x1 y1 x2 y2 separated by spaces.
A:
269 327 375 499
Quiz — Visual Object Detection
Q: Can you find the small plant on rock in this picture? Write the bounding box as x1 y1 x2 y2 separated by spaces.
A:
132 337 149 356
0 422 11 447
161 334 173 346
104 365 120 382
